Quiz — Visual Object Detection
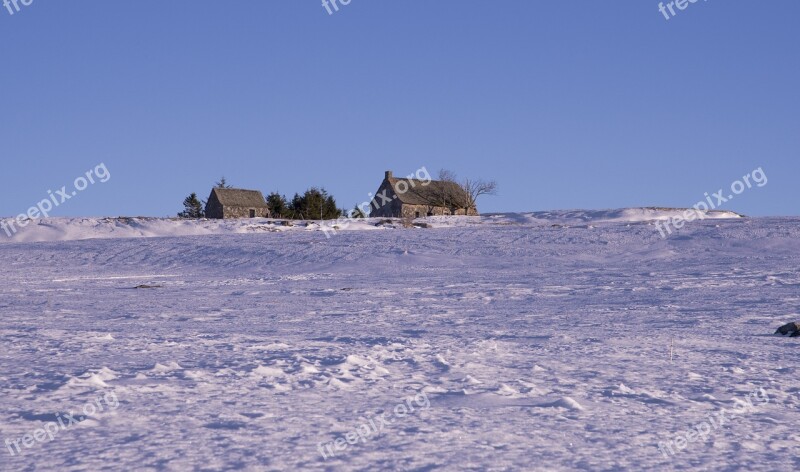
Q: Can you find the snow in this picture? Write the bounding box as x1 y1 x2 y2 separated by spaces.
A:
1 210 798 470
0 207 742 244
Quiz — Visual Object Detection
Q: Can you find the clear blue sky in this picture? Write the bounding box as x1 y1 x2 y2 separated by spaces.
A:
1 1 797 217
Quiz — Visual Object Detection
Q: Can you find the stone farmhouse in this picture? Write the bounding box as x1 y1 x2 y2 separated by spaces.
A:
205 188 271 219
370 171 478 218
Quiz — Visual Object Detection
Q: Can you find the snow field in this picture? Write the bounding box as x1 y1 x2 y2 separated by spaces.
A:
1 212 799 470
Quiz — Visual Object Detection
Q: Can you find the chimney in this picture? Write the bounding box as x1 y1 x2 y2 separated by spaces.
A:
385 170 393 180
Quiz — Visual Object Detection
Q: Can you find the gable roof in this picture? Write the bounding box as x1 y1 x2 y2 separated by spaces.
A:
387 177 471 207
210 188 269 208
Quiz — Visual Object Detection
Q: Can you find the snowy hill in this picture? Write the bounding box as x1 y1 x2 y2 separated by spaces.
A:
0 208 743 244
2 210 797 471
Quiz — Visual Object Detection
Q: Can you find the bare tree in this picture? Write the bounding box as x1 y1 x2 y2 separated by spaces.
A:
437 169 458 183
461 177 498 213
433 169 466 214
437 169 497 215
410 169 497 215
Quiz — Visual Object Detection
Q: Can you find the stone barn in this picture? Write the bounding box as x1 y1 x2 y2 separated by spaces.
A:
205 188 271 219
370 171 478 218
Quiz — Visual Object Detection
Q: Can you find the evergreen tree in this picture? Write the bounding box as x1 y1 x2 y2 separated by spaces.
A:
178 193 205 218
304 188 325 220
266 192 289 218
288 188 342 220
324 194 341 219
351 204 368 218
215 177 232 189
289 193 304 219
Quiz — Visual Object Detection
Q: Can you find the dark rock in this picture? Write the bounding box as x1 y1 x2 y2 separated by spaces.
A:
775 322 800 336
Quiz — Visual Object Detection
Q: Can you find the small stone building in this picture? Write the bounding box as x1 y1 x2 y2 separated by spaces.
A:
205 188 271 219
370 171 478 218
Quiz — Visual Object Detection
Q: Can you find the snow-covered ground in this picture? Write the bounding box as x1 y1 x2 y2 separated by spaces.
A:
1 210 798 471
0 208 742 244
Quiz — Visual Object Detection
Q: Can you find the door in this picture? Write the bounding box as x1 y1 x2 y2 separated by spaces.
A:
249 209 256 218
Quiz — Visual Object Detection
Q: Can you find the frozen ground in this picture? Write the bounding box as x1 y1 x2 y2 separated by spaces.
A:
1 210 799 471
0 208 742 244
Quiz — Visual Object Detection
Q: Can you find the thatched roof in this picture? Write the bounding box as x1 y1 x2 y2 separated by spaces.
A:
388 177 470 208
210 188 269 208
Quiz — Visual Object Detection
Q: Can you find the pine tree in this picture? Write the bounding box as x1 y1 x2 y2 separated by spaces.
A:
324 194 341 219
287 188 342 220
215 177 232 189
289 193 304 219
178 193 205 218
266 192 288 218
351 204 368 218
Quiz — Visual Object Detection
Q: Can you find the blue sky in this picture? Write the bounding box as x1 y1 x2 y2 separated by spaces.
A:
1 1 797 217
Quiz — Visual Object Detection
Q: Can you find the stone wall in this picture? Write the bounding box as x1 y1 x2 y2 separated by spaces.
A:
205 198 224 219
397 205 478 218
222 206 270 219
206 200 269 219
369 180 404 217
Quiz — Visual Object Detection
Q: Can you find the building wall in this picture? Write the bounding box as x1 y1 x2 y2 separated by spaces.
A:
205 196 224 219
369 180 404 217
396 205 478 218
206 198 269 219
222 206 270 219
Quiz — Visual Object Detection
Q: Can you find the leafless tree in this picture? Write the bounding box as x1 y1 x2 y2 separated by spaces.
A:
433 169 463 213
410 169 498 215
461 177 498 212
437 169 458 183
437 169 497 215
